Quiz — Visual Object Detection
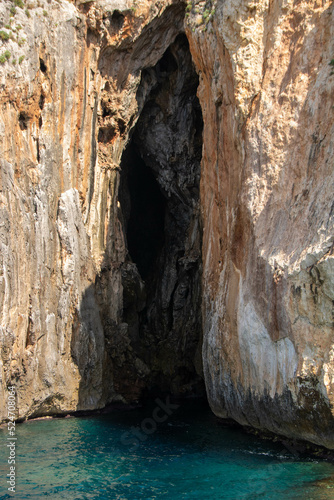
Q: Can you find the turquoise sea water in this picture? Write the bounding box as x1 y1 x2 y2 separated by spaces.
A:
0 400 333 499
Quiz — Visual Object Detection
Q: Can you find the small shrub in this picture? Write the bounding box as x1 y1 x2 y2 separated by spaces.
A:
4 50 11 60
14 0 25 8
0 54 6 64
19 55 25 64
43 10 48 17
4 25 11 30
203 9 210 20
12 59 16 65
0 31 10 41
329 59 334 75
17 25 22 30
10 6 17 16
25 9 31 17
18 38 26 46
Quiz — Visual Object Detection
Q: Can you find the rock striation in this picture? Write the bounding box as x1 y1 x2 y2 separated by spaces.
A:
0 0 333 449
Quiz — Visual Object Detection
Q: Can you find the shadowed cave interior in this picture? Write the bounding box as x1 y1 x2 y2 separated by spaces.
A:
121 144 166 282
113 34 204 401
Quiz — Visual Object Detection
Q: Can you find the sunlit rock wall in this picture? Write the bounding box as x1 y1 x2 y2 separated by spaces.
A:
187 0 334 448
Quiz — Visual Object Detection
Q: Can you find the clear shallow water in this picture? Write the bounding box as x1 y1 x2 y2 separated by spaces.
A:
0 400 333 499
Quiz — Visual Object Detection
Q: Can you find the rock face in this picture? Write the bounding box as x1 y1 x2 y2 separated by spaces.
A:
188 0 334 449
0 0 333 449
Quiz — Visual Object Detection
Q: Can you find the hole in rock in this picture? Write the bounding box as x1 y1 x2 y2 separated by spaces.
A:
39 93 45 110
39 58 47 73
111 10 124 30
36 138 40 162
19 112 29 130
98 126 115 143
102 104 112 118
117 119 126 136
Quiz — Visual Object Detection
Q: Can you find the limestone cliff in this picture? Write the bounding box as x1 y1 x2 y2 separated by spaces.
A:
0 0 333 449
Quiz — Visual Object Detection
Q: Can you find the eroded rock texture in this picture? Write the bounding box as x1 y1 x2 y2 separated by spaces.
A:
0 0 333 448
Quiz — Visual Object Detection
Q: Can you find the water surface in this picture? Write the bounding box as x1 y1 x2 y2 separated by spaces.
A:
0 400 333 499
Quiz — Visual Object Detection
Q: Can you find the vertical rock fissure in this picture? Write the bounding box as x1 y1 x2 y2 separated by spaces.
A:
117 34 204 400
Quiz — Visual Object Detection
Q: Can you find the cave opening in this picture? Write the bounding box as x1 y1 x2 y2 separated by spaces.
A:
117 33 204 400
120 142 166 281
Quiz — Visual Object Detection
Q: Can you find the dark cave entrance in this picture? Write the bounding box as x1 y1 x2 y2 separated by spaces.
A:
120 143 166 281
117 34 204 400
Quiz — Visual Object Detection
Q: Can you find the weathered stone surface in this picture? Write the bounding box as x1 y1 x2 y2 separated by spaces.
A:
0 0 333 449
187 0 334 448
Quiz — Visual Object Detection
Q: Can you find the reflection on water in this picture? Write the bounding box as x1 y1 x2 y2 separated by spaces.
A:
0 400 333 499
